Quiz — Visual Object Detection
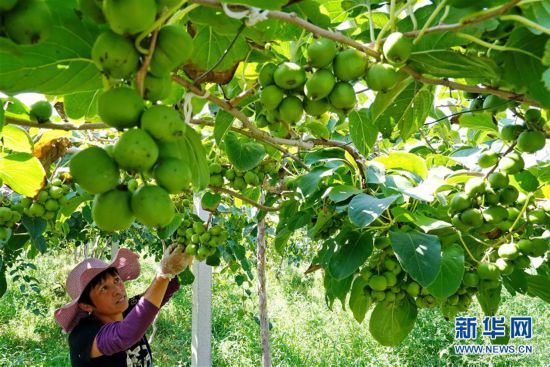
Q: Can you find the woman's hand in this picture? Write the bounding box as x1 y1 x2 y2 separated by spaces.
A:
158 244 192 278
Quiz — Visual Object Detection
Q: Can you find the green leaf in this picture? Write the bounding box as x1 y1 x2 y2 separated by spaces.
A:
224 132 265 171
0 152 46 197
297 166 337 197
544 39 550 66
324 271 353 310
158 214 184 239
459 113 498 132
409 51 500 81
395 84 434 140
183 128 210 190
64 90 100 120
512 171 540 193
190 25 249 73
503 268 528 295
215 110 234 146
0 271 6 299
59 192 93 217
304 148 345 164
369 296 418 346
274 227 292 255
293 0 331 28
1 125 33 153
188 7 242 35
370 77 413 122
328 232 373 280
349 109 378 155
220 0 287 10
0 106 4 136
0 0 102 95
348 194 399 228
526 274 550 303
21 215 47 253
502 28 550 108
349 276 371 323
476 284 502 316
426 244 464 298
390 230 442 287
521 1 550 36
374 152 428 180
328 185 361 203
414 214 452 233
178 267 195 286
303 121 330 140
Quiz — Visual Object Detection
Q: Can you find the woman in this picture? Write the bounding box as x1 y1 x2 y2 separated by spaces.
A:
54 245 192 366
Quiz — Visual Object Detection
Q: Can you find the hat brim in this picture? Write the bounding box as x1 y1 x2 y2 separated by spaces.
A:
54 248 140 333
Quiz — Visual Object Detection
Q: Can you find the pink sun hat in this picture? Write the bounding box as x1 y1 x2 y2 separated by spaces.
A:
54 248 141 333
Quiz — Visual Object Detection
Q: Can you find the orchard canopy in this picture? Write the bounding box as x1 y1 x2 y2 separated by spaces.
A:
0 0 549 346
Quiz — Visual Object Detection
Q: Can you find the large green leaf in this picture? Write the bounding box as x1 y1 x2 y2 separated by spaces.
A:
426 244 464 298
0 152 46 197
297 166 337 197
369 296 418 346
370 81 432 139
21 215 47 253
183 128 210 190
158 214 184 240
348 276 370 323
409 51 500 81
521 1 550 36
501 28 550 108
459 113 498 132
526 274 550 303
477 284 502 316
374 152 428 180
214 110 234 146
348 108 378 155
324 271 353 310
188 6 242 36
1 125 33 153
348 193 399 227
190 25 249 74
0 0 102 95
369 77 413 122
400 84 433 140
64 90 101 120
328 231 373 280
328 185 361 203
224 132 265 171
291 0 331 28
390 230 442 287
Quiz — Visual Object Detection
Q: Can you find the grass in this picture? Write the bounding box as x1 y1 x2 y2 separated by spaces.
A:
0 250 549 366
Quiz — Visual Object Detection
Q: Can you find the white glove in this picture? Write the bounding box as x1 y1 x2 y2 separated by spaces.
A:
158 244 193 279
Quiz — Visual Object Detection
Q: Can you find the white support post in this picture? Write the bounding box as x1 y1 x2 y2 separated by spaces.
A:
192 195 212 367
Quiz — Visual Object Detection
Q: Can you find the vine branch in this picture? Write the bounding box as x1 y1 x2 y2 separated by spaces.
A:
136 28 160 97
173 75 314 149
209 185 281 212
189 0 538 106
187 118 310 171
400 0 522 38
228 82 259 107
5 115 109 131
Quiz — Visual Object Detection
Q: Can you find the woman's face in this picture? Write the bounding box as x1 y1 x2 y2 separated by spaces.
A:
89 273 129 317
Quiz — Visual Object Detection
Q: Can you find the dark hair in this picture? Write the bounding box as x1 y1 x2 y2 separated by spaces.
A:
78 267 119 307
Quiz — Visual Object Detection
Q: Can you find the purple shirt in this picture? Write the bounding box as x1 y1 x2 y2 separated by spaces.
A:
95 277 180 356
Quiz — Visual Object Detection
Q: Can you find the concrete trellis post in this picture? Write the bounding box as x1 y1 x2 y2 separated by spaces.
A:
192 195 212 367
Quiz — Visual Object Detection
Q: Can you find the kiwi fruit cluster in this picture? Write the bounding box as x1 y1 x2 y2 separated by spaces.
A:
13 179 70 221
